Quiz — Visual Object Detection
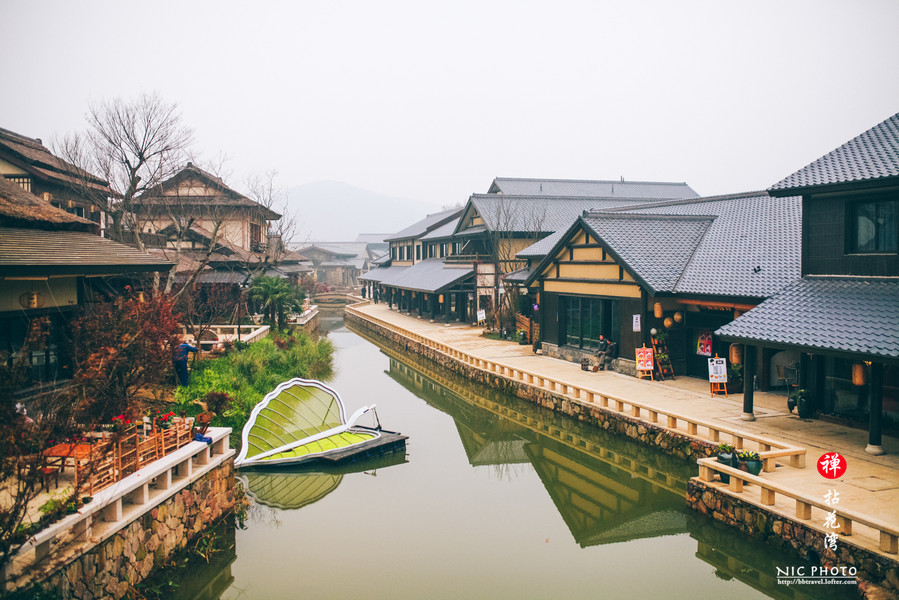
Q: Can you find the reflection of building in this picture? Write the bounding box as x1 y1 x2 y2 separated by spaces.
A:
384 352 691 547
718 113 899 452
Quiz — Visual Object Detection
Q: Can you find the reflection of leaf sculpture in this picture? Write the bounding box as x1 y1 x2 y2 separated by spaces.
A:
235 378 378 467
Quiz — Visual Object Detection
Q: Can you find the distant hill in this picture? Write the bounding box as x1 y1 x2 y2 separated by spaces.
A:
284 181 441 243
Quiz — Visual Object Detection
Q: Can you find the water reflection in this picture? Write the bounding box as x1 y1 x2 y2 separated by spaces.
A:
385 354 690 549
239 452 408 510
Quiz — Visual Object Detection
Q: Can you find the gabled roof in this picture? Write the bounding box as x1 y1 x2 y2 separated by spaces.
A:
135 163 281 220
355 233 391 244
359 265 408 283
613 192 801 298
581 214 714 292
769 113 899 194
487 177 699 200
384 208 462 242
716 277 899 362
0 127 112 194
0 178 98 233
0 227 173 277
524 191 801 299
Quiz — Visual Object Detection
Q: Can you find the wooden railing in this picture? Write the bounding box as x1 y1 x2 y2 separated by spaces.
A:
345 303 806 470
76 420 195 495
697 458 899 556
7 428 233 587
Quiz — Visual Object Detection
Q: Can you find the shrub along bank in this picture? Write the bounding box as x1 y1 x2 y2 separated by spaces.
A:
173 330 333 446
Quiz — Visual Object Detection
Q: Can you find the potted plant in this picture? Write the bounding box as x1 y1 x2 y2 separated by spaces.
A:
715 443 735 483
737 450 762 475
517 330 528 345
789 389 812 418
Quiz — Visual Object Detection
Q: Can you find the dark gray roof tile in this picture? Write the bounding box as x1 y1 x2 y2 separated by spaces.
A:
716 277 899 360
770 113 899 192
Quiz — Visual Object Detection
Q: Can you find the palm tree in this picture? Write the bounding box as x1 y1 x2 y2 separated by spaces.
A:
248 276 304 329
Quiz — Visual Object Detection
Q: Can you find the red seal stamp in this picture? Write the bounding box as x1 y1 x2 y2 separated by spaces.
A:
817 452 847 479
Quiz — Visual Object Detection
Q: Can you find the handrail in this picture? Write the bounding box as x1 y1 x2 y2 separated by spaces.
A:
7 428 233 587
345 303 806 468
697 458 899 555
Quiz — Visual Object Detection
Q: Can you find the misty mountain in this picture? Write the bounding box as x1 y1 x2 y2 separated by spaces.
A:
283 181 441 243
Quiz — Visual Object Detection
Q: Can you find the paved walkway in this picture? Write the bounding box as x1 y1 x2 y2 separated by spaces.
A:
350 301 899 553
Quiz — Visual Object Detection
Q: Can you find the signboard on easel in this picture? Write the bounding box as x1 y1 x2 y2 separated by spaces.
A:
708 356 727 396
636 346 654 380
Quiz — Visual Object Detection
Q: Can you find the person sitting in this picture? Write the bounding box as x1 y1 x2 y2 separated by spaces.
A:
594 334 611 367
599 341 618 371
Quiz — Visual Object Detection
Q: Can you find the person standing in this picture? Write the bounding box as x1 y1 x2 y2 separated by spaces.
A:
173 339 199 386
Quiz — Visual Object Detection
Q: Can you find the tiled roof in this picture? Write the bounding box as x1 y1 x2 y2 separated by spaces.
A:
516 230 565 258
363 259 474 293
716 277 899 360
419 218 460 241
769 113 899 193
582 214 714 292
466 195 663 234
0 178 98 233
488 177 699 199
503 267 533 283
0 227 173 276
0 127 112 193
135 163 281 220
385 208 462 241
296 242 369 258
359 265 408 283
613 192 801 298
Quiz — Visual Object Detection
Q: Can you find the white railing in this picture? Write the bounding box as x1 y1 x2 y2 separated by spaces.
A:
697 458 899 556
345 303 806 470
291 306 319 326
5 428 234 586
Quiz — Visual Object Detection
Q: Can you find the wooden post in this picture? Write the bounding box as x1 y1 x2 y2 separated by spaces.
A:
741 345 756 421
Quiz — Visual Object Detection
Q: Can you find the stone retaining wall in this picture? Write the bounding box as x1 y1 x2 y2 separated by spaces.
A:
346 312 714 462
33 459 236 600
687 478 897 598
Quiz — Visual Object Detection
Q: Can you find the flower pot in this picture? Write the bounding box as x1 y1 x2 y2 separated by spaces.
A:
797 397 812 419
745 459 763 476
716 453 733 483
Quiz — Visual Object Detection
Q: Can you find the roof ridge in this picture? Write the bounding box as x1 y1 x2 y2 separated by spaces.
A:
493 177 691 186
0 126 45 149
603 190 772 212
583 211 716 222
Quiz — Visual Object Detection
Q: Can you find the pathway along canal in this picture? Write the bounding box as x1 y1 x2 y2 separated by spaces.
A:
177 312 857 599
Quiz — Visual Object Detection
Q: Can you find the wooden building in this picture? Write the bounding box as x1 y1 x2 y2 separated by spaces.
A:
718 112 899 452
0 127 113 232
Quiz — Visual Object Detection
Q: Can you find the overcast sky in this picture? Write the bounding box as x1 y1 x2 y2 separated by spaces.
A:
3 0 898 209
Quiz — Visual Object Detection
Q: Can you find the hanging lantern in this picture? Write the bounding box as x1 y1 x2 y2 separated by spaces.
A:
729 344 742 365
673 311 683 323
653 303 663 318
438 294 444 303
852 363 866 386
663 316 674 328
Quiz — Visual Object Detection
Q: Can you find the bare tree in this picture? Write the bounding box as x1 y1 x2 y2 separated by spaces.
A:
56 93 194 249
484 199 547 332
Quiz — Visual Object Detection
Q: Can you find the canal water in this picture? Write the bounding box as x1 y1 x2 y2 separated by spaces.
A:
182 312 857 599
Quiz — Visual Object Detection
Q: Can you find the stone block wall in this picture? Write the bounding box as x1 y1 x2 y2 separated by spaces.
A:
36 459 236 600
687 478 898 599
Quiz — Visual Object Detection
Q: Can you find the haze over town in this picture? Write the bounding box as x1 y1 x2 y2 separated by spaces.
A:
2 0 898 239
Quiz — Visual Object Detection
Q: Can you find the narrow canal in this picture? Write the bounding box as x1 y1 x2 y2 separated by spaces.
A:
183 312 857 599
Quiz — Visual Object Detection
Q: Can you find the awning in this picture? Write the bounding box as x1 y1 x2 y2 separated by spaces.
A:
373 259 474 293
716 277 899 363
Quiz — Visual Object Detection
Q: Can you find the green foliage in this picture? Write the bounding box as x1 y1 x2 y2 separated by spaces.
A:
174 333 333 447
248 276 305 329
715 443 734 454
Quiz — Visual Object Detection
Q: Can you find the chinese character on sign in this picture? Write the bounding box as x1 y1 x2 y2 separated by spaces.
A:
824 532 839 551
823 510 839 530
824 489 840 506
817 452 847 479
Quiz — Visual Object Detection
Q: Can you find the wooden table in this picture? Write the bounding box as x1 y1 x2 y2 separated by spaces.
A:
43 443 93 471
